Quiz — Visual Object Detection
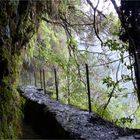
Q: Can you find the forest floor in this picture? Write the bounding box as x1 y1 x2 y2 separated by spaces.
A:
20 86 140 140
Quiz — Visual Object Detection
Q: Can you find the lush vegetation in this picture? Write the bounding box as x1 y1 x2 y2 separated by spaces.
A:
0 0 140 139
21 1 140 129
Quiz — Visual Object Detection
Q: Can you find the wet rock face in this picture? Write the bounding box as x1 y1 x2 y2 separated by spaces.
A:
20 86 140 140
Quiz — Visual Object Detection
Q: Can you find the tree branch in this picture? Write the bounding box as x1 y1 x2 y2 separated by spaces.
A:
42 17 104 27
110 0 121 17
103 60 121 111
88 55 129 67
86 0 106 18
86 0 103 45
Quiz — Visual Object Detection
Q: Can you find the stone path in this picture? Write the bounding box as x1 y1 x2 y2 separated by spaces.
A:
20 86 140 140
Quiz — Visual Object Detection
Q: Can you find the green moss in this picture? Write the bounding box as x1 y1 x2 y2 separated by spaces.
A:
0 86 23 139
0 0 45 138
0 49 24 139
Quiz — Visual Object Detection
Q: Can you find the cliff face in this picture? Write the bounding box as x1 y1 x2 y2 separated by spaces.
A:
21 86 140 140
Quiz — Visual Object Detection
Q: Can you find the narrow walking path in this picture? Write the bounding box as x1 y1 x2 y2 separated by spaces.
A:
20 86 140 140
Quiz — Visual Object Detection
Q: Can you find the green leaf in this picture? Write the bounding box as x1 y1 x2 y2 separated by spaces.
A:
102 76 116 88
122 93 128 98
112 32 120 36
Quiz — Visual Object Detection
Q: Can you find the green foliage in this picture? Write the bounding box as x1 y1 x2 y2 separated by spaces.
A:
0 0 84 139
104 39 128 52
17 0 140 130
103 76 116 88
69 37 78 52
0 50 23 139
115 117 133 127
93 103 113 121
0 87 22 139
121 74 132 82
